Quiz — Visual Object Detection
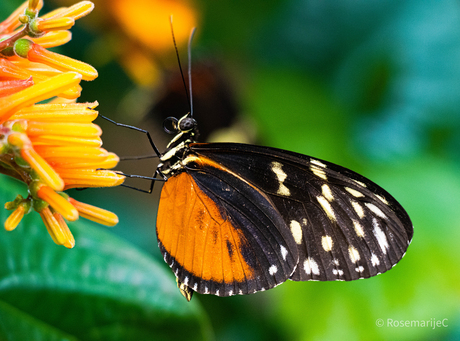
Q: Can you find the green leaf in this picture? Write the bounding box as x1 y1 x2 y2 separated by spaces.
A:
0 176 212 341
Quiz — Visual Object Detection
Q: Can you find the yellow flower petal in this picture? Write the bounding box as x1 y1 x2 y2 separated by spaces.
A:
28 0 42 12
0 72 82 123
0 59 69 95
59 84 82 99
30 135 102 147
20 147 65 191
46 1 95 21
11 101 98 122
36 17 75 32
60 169 125 189
40 7 66 21
53 213 75 248
4 205 26 231
31 30 72 48
39 207 73 247
0 58 33 80
69 197 118 226
26 121 102 137
10 59 61 77
99 152 119 169
49 152 118 169
34 146 108 162
27 43 98 81
37 185 79 221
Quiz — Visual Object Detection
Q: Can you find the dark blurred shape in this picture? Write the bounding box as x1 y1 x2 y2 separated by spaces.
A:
149 60 238 141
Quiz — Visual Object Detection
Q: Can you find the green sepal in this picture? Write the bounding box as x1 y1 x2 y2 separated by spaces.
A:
31 197 48 213
13 38 34 58
13 154 30 168
4 194 24 210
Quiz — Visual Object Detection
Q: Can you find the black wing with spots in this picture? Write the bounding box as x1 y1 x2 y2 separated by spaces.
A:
189 142 413 283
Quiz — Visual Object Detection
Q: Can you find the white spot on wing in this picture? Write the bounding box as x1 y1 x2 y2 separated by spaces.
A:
355 266 364 272
317 195 336 221
322 184 334 202
353 179 367 188
280 245 288 260
193 283 198 291
373 219 389 254
269 265 278 275
352 219 365 238
348 246 360 263
311 165 327 180
278 184 290 196
304 257 320 275
229 290 233 296
183 276 189 286
345 187 364 198
332 268 344 276
365 203 386 218
376 194 389 205
311 159 327 168
371 253 380 266
290 220 303 244
271 161 291 196
271 161 286 180
351 200 365 219
321 235 333 252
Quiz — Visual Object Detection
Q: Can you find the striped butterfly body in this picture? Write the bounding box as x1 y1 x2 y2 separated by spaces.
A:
155 114 413 301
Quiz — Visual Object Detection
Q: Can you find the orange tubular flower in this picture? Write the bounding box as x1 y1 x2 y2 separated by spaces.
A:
26 43 98 81
35 17 75 32
0 1 125 248
0 78 34 97
107 0 198 87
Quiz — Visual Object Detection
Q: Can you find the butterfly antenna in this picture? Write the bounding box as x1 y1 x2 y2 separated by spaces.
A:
188 27 197 117
170 16 192 114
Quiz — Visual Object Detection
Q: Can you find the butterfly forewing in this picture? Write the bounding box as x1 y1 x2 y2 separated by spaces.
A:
189 143 413 283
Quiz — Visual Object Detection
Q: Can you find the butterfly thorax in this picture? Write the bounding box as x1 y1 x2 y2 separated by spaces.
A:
157 114 198 177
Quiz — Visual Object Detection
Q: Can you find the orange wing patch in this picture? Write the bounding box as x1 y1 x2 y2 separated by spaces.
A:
157 172 255 284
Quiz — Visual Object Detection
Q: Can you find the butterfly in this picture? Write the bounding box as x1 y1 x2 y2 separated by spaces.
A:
110 24 414 301
149 113 413 301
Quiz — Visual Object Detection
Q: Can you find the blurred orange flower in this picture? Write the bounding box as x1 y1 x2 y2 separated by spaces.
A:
109 0 199 87
49 0 198 87
1 0 124 248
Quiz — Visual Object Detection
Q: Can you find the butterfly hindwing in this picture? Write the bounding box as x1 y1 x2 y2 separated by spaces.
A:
189 143 413 282
156 159 299 297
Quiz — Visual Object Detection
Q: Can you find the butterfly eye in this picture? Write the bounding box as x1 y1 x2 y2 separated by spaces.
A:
178 117 197 132
163 117 179 134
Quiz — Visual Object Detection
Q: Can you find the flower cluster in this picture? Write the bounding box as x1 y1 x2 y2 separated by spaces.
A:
0 0 124 248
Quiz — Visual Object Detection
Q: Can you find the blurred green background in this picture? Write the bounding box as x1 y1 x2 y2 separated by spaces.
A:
1 0 460 340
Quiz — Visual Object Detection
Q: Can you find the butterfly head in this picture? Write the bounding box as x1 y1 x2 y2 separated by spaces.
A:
157 113 198 176
163 113 198 144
